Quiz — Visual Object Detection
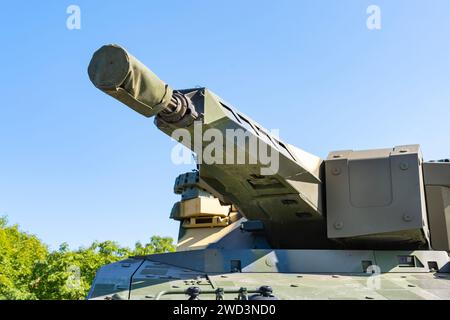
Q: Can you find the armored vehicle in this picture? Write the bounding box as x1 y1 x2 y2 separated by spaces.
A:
86 44 450 300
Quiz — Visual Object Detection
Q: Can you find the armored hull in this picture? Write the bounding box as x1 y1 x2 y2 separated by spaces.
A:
88 249 450 300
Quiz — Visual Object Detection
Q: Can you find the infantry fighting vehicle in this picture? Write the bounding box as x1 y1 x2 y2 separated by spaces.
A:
86 44 450 300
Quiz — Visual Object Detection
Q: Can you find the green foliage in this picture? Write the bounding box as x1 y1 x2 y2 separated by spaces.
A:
0 216 175 300
133 236 177 256
0 216 48 300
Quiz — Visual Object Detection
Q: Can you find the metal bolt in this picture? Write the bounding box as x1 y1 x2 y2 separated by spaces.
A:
334 221 344 230
400 162 409 170
332 167 341 176
403 214 413 222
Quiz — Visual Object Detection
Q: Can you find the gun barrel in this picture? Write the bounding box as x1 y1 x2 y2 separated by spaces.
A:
88 44 176 118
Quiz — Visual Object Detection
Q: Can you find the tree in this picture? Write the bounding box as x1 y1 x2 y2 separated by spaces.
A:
0 216 48 299
0 217 175 300
133 236 177 256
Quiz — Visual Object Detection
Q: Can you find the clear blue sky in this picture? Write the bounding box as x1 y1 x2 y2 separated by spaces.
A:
1 1 449 250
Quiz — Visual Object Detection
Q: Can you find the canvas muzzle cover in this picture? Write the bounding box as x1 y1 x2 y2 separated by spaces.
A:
88 44 173 117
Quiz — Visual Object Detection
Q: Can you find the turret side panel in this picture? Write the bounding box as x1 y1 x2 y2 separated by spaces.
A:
325 145 429 248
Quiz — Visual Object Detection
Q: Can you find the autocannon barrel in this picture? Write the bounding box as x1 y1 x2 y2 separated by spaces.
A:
88 44 197 124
